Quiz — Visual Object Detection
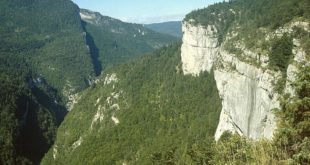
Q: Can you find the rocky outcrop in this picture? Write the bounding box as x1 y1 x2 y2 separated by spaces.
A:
181 22 219 75
181 21 309 140
213 61 279 140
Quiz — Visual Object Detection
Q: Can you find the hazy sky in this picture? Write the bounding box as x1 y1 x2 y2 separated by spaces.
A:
72 0 223 24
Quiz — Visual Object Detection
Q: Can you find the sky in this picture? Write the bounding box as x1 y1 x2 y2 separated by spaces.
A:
72 0 223 24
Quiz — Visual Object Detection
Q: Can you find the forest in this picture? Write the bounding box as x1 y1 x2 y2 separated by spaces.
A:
1 0 310 164
42 44 223 164
0 0 94 164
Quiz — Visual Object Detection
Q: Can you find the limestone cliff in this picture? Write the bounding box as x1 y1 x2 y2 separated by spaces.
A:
181 20 309 140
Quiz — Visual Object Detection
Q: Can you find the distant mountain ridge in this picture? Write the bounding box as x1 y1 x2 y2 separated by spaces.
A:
80 9 179 70
145 21 183 38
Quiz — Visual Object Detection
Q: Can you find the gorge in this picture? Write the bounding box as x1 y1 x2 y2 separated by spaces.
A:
1 0 310 164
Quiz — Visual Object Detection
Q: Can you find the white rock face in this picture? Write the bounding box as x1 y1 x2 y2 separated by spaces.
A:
90 74 123 130
72 137 83 150
63 80 81 111
79 10 102 25
104 73 119 85
80 12 95 21
181 22 219 75
111 116 120 125
181 22 280 140
213 65 279 139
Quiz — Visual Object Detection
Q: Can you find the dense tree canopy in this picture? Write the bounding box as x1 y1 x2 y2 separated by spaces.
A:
0 0 93 164
42 44 222 164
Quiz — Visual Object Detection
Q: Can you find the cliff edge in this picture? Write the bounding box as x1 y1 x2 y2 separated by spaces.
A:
181 1 310 140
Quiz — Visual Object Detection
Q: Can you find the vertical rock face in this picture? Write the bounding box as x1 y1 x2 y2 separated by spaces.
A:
181 22 219 75
181 22 280 140
213 65 279 140
181 20 309 140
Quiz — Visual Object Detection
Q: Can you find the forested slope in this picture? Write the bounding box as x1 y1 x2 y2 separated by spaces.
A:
42 44 222 164
0 0 94 164
186 0 310 51
0 1 181 164
80 9 179 71
2 0 310 164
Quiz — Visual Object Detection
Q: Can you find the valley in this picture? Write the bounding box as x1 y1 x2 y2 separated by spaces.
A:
0 0 310 164
0 0 177 164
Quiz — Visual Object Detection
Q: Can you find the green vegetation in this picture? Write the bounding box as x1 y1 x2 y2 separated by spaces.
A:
217 65 310 164
269 34 294 94
42 39 310 165
140 65 310 165
1 0 309 164
186 0 309 95
182 1 310 163
0 0 95 93
0 2 180 164
292 27 310 60
186 0 310 36
81 9 179 71
274 65 310 163
0 0 94 164
269 34 294 73
42 44 222 164
185 0 310 52
0 71 59 164
185 2 235 43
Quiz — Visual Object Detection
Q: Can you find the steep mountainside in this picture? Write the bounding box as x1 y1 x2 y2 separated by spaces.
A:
145 21 183 38
182 0 310 140
3 0 309 164
0 2 181 164
42 44 222 164
0 0 95 164
1 0 96 94
42 0 310 164
80 9 179 71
